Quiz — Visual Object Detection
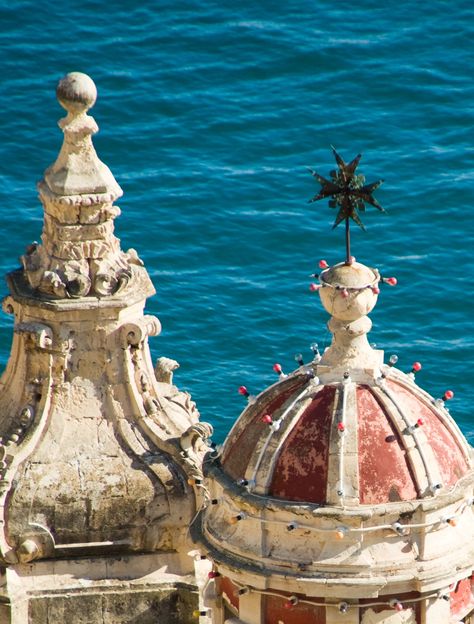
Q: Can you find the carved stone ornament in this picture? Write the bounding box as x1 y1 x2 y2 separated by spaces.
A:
0 72 211 623
20 72 146 300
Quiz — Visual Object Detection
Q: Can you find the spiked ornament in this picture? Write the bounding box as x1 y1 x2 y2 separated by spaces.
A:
308 147 384 264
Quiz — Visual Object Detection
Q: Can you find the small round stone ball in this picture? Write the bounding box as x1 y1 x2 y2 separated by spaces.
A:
319 261 379 322
56 72 97 114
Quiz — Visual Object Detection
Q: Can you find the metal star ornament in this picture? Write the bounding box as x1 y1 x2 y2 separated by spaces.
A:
308 147 384 264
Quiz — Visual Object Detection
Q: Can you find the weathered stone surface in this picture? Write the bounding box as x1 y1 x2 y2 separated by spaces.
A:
28 587 198 624
0 73 211 623
0 553 199 624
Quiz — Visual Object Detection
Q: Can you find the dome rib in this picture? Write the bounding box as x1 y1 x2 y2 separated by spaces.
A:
374 380 442 497
248 379 319 494
222 374 307 480
385 378 470 489
358 384 419 503
268 384 335 504
389 371 472 468
325 378 359 506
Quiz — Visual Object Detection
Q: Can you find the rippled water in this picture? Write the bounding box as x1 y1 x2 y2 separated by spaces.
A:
0 1 473 441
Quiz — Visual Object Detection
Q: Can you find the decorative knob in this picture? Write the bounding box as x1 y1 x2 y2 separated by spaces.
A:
56 72 97 115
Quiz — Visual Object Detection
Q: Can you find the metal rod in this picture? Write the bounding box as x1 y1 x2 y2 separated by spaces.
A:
345 218 351 264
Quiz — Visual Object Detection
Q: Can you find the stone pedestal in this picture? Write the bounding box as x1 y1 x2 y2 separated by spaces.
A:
1 554 198 624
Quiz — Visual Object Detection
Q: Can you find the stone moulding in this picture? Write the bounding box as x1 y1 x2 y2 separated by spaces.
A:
196 463 474 597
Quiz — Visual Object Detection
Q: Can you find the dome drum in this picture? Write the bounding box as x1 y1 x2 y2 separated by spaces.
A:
200 461 474 593
203 569 474 623
209 576 448 624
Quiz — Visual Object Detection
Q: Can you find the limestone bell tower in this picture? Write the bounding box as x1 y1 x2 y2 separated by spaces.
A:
0 72 211 623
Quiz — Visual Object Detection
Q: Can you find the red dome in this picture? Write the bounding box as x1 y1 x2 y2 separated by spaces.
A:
221 367 471 505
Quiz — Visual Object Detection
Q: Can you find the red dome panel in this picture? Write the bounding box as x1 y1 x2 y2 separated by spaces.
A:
358 386 418 504
223 376 307 480
265 594 325 624
216 576 240 612
387 380 469 488
450 577 474 619
269 386 335 503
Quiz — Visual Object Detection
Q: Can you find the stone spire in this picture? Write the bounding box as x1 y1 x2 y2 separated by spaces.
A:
0 73 211 623
21 71 142 299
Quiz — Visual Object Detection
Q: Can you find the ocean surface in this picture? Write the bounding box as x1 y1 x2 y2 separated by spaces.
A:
0 1 473 443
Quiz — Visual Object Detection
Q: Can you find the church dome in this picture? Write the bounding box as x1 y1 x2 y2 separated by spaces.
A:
221 260 471 508
221 355 471 507
195 258 474 624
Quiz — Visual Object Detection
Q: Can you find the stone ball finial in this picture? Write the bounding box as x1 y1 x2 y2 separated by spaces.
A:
319 261 379 322
56 72 97 115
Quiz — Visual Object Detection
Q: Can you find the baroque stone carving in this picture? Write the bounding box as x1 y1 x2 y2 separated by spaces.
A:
14 322 53 350
155 357 180 384
20 72 145 300
0 73 208 623
121 315 162 348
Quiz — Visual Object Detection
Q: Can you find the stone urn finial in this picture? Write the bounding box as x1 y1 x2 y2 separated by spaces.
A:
317 260 383 372
45 71 120 197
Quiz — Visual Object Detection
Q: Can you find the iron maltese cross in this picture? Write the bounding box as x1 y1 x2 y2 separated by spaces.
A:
308 147 384 231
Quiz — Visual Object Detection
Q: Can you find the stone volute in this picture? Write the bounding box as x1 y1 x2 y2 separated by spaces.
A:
195 258 474 624
0 73 212 623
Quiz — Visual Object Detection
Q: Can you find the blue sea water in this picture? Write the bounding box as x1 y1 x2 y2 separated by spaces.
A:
0 1 473 443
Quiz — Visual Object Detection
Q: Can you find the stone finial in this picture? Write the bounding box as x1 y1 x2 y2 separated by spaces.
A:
45 72 121 197
0 74 205 623
318 261 383 372
20 72 152 300
155 357 180 385
56 72 97 114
